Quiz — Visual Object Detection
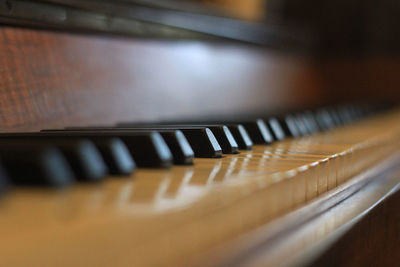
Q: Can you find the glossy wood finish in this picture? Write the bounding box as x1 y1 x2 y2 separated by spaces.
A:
309 184 400 267
0 26 322 132
318 56 400 103
200 160 400 266
0 110 400 266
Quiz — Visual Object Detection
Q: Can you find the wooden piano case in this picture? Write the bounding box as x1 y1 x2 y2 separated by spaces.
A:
0 24 399 266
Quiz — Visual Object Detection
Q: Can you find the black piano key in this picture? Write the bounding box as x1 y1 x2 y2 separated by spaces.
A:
227 124 253 150
178 128 222 158
0 134 134 176
343 106 355 122
315 110 335 130
303 112 321 133
116 124 235 155
0 138 108 182
90 138 136 175
63 128 194 164
119 127 221 158
120 121 266 147
351 105 364 121
278 115 301 138
115 129 194 164
0 143 75 187
114 125 223 157
297 114 315 135
327 108 343 126
204 126 238 154
39 131 173 168
294 115 310 135
184 125 239 154
266 117 286 141
55 140 108 182
342 107 354 124
348 106 361 122
357 104 369 118
112 127 221 158
113 130 194 165
0 164 10 194
240 119 274 144
113 127 220 158
158 131 194 164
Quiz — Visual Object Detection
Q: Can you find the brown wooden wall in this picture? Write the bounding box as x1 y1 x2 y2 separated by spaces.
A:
317 57 400 104
0 26 400 132
0 26 322 132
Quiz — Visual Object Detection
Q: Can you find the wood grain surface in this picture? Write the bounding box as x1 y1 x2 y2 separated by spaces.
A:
0 26 322 132
317 56 400 104
1 26 400 133
309 186 400 267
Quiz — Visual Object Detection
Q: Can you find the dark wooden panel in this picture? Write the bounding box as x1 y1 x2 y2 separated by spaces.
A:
310 187 400 267
317 57 400 104
0 26 322 132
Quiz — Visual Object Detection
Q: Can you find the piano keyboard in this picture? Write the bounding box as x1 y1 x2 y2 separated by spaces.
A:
0 104 399 266
0 104 384 190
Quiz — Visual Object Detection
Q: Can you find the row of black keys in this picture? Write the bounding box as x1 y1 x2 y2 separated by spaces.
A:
0 104 383 191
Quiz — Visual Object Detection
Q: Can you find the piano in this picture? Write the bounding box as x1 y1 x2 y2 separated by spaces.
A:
0 1 399 266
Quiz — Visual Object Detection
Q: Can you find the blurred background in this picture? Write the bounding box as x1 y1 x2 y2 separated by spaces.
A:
1 0 400 129
4 0 400 53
